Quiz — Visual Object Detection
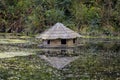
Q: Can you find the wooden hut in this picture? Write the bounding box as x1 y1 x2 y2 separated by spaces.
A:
37 23 82 48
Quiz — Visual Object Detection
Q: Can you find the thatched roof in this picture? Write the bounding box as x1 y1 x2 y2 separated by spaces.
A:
37 22 82 39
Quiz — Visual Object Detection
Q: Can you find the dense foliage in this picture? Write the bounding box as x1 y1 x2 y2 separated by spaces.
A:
0 0 120 36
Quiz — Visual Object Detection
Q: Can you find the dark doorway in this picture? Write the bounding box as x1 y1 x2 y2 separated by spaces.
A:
73 39 76 44
61 39 66 44
47 40 50 44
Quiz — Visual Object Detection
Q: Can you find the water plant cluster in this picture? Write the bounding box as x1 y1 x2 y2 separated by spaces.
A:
0 34 119 80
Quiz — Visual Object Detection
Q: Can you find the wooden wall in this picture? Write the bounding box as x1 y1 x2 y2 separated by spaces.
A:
43 39 76 47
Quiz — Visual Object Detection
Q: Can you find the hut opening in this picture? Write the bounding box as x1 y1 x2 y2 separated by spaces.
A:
47 40 50 44
73 39 76 44
36 22 82 48
61 39 66 44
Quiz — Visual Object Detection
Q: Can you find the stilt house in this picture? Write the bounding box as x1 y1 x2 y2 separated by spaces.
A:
37 23 82 47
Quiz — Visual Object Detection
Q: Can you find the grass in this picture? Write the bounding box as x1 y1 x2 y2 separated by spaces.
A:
0 33 119 80
19 36 32 39
0 55 62 80
0 52 35 58
0 53 12 58
0 50 119 80
0 39 29 44
82 35 120 39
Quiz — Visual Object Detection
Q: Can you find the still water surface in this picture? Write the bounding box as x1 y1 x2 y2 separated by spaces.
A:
0 35 120 80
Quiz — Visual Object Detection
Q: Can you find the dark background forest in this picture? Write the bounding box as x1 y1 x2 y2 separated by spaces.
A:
0 0 120 36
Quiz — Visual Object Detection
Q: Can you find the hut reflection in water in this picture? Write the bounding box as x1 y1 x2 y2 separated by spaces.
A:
38 49 79 69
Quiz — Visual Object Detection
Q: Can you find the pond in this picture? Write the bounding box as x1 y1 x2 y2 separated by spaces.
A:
0 34 120 80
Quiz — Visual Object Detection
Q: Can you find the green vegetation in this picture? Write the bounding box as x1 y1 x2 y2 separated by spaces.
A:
0 39 29 44
0 52 35 58
0 0 120 79
0 34 119 80
0 48 119 80
65 51 120 80
0 56 62 80
0 35 37 58
0 0 120 36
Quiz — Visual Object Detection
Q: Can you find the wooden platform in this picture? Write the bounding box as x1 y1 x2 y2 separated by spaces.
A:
38 45 77 49
38 43 84 49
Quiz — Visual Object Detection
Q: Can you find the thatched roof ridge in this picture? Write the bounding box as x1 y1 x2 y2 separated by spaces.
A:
37 22 82 39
